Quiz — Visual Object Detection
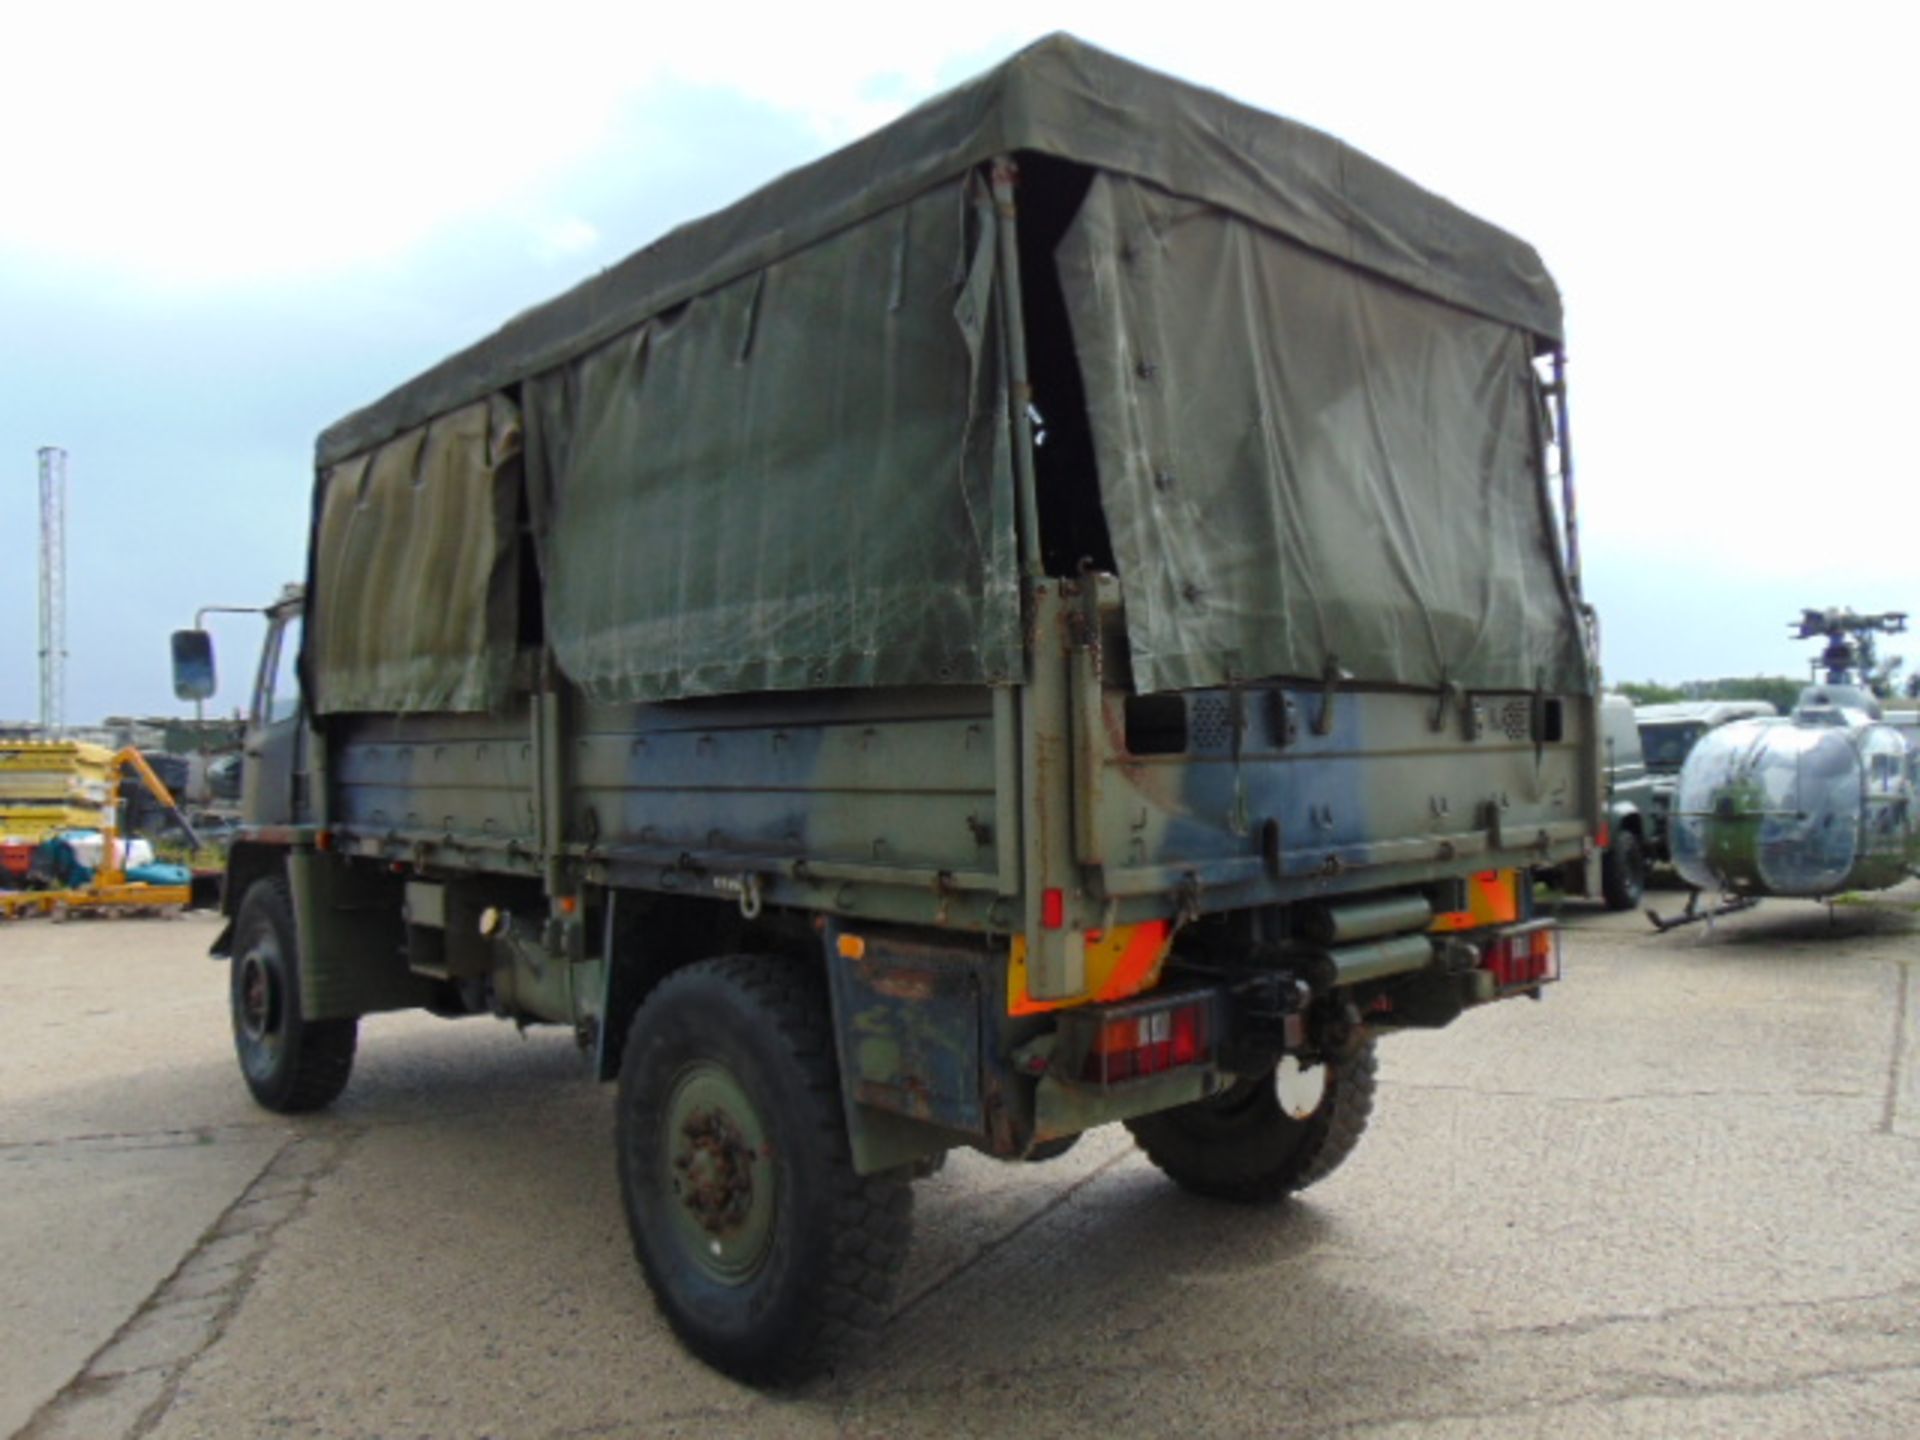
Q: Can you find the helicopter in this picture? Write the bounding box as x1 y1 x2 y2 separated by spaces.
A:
1653 608 1919 929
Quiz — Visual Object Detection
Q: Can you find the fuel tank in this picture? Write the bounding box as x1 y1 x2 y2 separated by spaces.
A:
1670 713 1918 897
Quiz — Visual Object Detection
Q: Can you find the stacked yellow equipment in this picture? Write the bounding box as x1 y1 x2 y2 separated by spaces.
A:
0 741 116 840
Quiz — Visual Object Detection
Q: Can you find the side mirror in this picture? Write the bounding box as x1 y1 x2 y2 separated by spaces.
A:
171 629 217 701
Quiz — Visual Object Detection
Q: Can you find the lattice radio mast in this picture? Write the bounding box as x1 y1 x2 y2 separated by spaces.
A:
37 446 67 736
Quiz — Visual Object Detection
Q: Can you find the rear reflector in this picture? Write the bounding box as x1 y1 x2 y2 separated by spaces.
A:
1481 926 1559 991
1079 995 1211 1086
1042 888 1066 930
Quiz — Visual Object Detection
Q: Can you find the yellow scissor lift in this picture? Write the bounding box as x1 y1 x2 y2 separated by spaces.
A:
0 748 199 921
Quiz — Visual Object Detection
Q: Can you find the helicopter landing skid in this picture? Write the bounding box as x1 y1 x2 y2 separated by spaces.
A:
1646 890 1760 934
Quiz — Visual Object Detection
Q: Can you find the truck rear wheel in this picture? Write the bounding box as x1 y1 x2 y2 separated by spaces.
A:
615 956 913 1384
1125 1038 1377 1203
230 877 358 1113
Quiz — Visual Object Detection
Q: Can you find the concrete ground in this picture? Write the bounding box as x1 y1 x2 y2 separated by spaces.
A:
3 883 1917 1439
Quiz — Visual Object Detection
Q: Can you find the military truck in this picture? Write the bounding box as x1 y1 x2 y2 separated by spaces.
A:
173 36 1598 1383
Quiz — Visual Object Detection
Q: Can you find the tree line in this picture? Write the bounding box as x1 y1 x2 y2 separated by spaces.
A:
1617 674 1920 709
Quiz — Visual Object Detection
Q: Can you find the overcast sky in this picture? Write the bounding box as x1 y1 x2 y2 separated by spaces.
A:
3 1 1916 724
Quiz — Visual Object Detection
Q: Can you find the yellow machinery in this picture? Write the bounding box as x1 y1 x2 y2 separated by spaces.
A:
0 748 199 921
0 739 115 838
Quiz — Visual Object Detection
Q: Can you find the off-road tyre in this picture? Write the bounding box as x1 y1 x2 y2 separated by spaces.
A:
230 877 358 1113
1125 1037 1378 1204
1601 829 1647 911
615 955 913 1385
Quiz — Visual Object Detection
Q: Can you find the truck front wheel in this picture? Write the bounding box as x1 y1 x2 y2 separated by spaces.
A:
1601 828 1647 911
615 956 913 1384
230 877 358 1113
1125 1038 1377 1203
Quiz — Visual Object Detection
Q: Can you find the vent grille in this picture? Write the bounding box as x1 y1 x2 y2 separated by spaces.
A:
1189 695 1232 752
1499 700 1532 742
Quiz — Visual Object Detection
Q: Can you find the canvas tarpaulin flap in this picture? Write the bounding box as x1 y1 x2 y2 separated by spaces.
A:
530 177 1018 704
309 396 521 713
1057 174 1588 697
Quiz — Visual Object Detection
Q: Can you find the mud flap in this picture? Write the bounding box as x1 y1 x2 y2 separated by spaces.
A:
821 921 989 1175
286 849 437 1020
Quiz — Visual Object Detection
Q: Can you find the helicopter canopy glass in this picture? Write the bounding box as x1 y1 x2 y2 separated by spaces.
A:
1668 718 1920 897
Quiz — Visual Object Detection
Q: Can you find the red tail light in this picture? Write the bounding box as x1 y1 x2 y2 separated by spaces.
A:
1481 926 1559 990
1079 996 1211 1086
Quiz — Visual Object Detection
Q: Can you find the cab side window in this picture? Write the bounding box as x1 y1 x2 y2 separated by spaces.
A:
253 616 304 726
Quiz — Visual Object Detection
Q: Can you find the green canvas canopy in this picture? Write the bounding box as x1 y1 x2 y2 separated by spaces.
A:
306 34 1581 716
319 34 1559 466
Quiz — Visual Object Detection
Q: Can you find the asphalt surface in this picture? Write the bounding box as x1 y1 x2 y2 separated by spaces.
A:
4 883 1918 1439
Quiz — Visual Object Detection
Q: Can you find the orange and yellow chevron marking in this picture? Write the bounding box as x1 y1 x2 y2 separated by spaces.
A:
1008 919 1173 1015
1430 869 1521 933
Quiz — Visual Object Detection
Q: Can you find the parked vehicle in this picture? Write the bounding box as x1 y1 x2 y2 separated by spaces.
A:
173 36 1598 1383
1552 694 1656 909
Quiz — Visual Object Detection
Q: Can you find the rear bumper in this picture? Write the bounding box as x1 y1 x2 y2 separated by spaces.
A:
1028 916 1559 1138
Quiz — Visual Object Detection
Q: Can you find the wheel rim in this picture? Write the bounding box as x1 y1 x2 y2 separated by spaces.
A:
234 930 287 1084
238 951 279 1042
1275 1055 1329 1120
662 1060 776 1285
